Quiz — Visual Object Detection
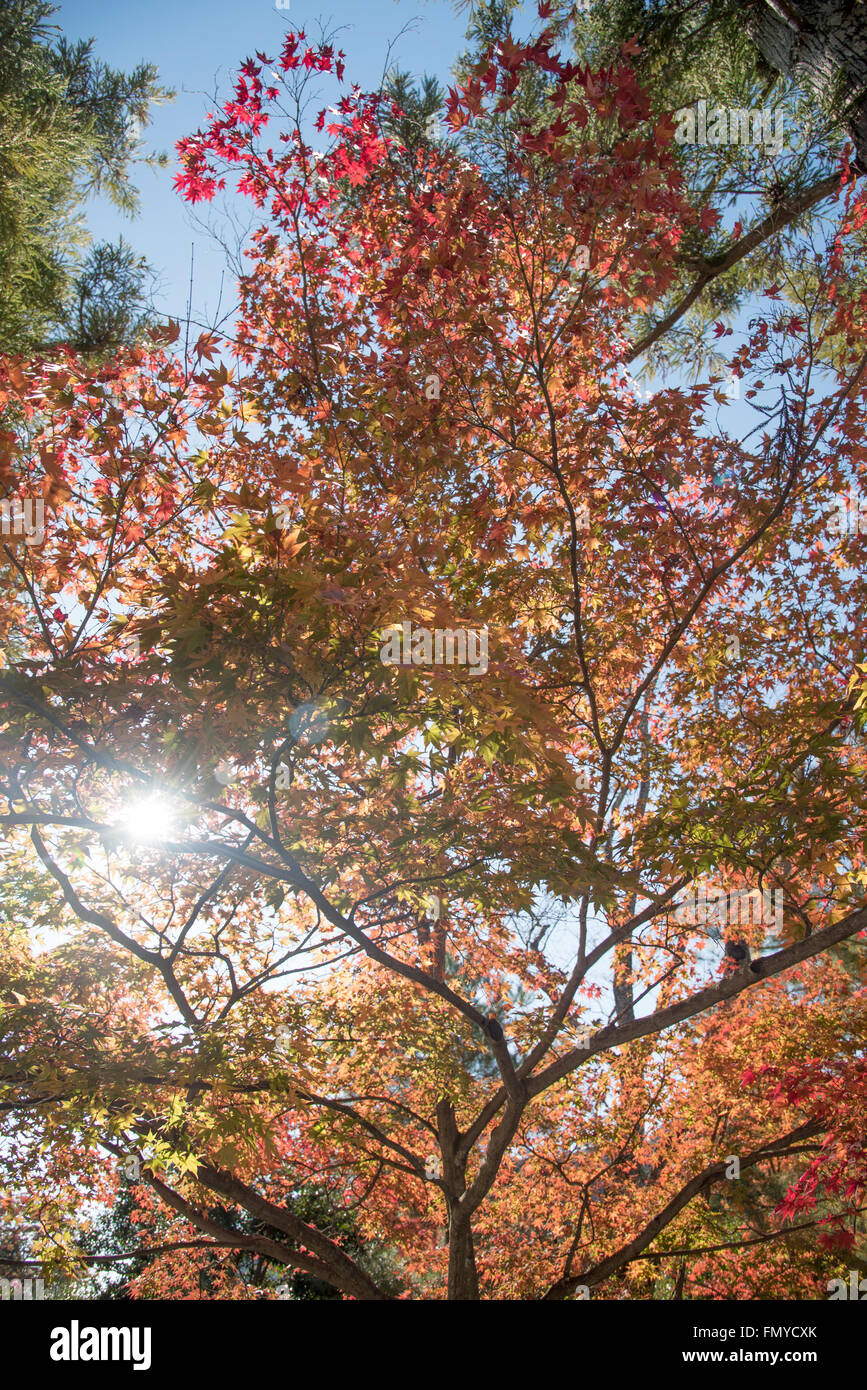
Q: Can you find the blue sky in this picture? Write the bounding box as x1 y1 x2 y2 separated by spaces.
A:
58 0 472 324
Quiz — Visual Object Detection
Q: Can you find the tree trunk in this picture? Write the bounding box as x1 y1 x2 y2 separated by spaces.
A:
447 1217 480 1299
747 0 867 171
437 1096 480 1298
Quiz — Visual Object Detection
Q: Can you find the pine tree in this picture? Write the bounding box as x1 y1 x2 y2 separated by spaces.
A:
0 0 171 355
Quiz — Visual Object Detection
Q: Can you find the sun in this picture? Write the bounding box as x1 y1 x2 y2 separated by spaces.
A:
117 793 176 845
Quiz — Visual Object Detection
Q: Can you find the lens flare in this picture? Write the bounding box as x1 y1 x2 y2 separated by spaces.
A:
118 794 176 844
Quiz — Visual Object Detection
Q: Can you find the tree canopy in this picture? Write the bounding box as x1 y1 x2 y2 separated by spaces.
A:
0 5 865 1301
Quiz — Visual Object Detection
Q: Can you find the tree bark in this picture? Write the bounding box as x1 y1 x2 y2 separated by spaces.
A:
747 0 867 171
447 1217 480 1300
437 1097 480 1298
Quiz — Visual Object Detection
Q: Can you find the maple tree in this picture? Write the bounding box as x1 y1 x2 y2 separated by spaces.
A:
1 7 866 1301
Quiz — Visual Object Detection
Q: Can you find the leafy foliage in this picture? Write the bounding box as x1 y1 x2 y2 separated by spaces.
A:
0 10 865 1300
0 0 169 354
